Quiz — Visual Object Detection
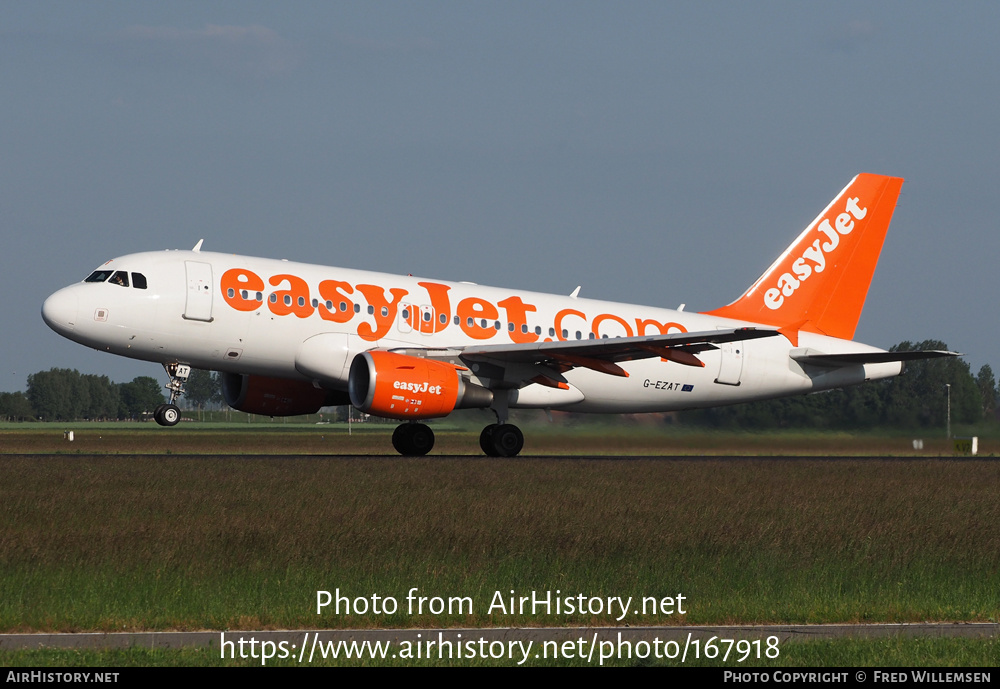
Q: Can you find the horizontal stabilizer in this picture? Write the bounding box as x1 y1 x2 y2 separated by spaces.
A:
791 349 960 368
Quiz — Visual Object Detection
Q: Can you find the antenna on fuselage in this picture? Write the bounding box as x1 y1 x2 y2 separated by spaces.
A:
192 239 204 252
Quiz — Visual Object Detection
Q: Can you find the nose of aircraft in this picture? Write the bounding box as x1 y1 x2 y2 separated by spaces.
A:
41 287 79 335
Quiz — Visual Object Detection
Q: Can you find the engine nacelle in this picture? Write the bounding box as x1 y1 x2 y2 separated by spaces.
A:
221 373 349 416
349 351 493 420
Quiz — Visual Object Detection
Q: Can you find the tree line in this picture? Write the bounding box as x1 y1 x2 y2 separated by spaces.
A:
679 341 996 430
0 368 224 422
1 341 996 427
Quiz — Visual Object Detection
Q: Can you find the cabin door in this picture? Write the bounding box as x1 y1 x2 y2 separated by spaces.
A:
715 340 744 386
184 261 214 322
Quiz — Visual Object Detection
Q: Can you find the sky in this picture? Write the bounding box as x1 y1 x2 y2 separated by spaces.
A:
4 2 999 392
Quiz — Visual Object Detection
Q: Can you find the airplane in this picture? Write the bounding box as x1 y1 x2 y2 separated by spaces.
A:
41 173 955 456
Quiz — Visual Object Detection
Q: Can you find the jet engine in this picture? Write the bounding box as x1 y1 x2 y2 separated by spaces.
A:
349 351 492 419
221 372 349 416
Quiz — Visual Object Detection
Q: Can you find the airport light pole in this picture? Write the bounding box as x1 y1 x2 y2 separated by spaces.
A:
945 383 951 439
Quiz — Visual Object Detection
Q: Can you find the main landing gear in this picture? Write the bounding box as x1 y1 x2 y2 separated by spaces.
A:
479 424 524 457
479 394 524 457
392 423 435 456
153 362 190 428
389 397 524 458
389 421 525 457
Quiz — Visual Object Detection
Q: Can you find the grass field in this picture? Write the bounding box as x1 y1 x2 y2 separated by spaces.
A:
2 423 996 666
2 425 998 629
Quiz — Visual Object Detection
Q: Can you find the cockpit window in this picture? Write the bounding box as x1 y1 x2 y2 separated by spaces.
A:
84 268 145 288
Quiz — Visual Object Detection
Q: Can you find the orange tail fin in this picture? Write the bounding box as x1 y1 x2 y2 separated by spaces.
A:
704 173 904 341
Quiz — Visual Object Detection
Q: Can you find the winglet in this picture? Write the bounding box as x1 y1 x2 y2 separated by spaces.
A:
703 174 904 340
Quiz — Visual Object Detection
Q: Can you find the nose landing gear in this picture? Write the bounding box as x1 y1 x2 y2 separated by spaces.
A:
153 362 190 427
153 403 181 426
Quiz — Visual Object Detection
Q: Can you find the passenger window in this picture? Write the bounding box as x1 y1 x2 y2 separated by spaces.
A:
131 273 147 289
110 271 129 287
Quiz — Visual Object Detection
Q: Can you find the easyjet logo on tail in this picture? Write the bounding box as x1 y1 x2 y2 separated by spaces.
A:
703 174 903 341
764 196 868 311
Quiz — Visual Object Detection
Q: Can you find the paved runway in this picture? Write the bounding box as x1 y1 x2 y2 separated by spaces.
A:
2 624 997 650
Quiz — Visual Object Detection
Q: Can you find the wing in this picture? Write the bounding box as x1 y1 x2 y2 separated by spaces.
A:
457 327 780 379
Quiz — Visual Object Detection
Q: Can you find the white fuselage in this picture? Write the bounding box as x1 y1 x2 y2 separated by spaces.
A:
41 249 900 414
